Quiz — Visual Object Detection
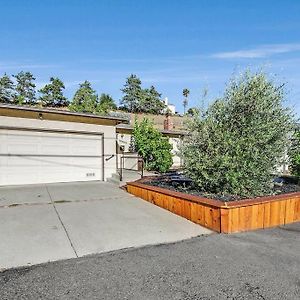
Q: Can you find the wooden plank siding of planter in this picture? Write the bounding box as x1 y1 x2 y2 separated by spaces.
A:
127 180 300 233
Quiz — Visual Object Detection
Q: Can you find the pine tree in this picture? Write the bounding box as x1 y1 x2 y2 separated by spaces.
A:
96 93 117 113
121 75 165 114
142 85 166 114
0 73 15 103
13 71 36 105
120 74 143 112
39 77 68 107
69 81 98 113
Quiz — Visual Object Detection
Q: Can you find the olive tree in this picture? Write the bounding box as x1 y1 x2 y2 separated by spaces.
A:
181 71 294 197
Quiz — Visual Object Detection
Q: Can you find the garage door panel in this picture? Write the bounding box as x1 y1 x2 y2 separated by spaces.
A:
40 144 69 155
7 144 39 155
2 166 40 185
6 156 39 167
73 147 100 156
0 129 103 186
71 141 102 154
5 133 40 144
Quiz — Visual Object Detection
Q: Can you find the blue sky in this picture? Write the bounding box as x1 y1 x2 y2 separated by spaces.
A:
1 0 300 114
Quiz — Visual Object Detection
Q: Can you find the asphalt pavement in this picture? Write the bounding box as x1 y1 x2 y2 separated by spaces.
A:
1 222 299 300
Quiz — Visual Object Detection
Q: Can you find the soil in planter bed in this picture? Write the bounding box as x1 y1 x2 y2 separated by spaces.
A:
144 175 300 202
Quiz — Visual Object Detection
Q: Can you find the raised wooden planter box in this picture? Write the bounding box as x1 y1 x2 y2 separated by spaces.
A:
127 179 300 233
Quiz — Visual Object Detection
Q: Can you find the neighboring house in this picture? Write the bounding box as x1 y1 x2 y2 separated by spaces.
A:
164 97 176 115
0 105 185 186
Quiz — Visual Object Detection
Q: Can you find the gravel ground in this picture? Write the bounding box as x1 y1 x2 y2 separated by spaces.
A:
1 223 299 300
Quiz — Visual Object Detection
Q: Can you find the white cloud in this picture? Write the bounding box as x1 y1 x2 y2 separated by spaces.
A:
212 43 300 59
0 62 58 70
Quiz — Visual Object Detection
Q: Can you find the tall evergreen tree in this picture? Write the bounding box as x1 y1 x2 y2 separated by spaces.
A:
39 77 68 107
69 81 98 113
13 71 36 105
120 74 143 112
96 93 117 113
121 75 165 114
0 73 15 103
142 86 166 114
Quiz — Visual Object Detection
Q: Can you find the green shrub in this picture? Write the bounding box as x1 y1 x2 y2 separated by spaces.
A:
181 71 294 197
133 118 173 173
288 130 300 178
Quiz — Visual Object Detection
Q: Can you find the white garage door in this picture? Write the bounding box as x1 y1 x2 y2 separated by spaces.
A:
0 128 104 186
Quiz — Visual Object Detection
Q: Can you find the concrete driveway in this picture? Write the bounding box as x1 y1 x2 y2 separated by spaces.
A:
0 181 211 270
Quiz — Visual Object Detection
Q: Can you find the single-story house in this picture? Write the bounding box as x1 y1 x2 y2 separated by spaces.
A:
0 104 185 186
0 104 127 186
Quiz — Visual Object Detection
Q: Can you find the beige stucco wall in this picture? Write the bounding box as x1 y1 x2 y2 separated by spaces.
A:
0 116 117 180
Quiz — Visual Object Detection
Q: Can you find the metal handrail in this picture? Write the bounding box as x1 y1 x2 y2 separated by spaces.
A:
119 153 144 181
